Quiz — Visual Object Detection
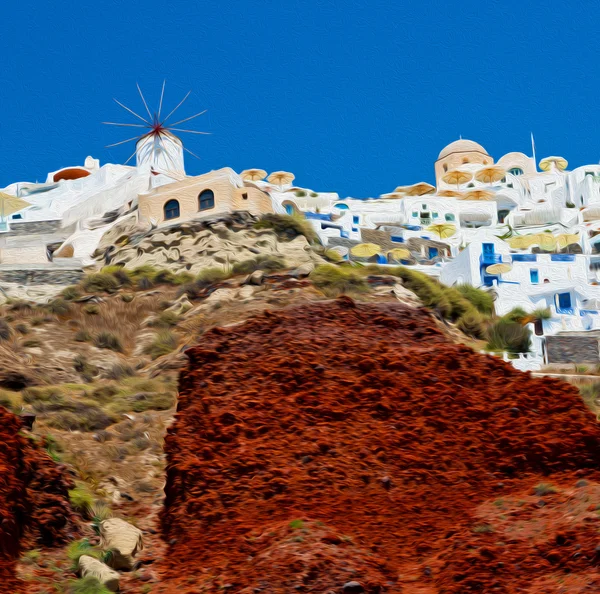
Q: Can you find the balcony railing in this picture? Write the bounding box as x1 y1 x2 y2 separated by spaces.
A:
480 253 502 265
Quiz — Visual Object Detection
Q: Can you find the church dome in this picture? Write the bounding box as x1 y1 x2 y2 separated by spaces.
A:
438 139 489 160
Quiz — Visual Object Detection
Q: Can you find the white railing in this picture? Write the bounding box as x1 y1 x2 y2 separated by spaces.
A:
480 350 544 372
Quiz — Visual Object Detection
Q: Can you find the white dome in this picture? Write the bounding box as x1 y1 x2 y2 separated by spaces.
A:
438 139 489 160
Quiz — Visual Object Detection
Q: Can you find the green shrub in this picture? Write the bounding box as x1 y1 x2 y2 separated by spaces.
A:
47 405 115 432
7 299 34 312
232 255 286 275
46 298 71 316
144 331 178 360
20 549 41 565
100 265 131 287
127 265 159 282
310 192 318 197
61 285 81 301
310 264 369 297
148 310 179 328
74 355 98 380
104 362 136 380
83 304 100 315
253 213 318 244
137 276 155 290
580 382 600 413
93 332 123 353
68 576 113 594
128 391 175 413
295 190 307 197
14 323 29 335
323 248 344 263
502 307 528 324
196 267 230 286
81 273 120 293
456 310 487 339
486 319 531 354
533 482 558 496
456 285 495 315
0 319 11 341
68 485 94 518
120 293 135 303
75 330 92 342
22 339 41 348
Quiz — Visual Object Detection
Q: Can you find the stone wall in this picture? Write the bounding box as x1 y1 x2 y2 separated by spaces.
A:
0 268 84 286
7 220 63 236
546 335 600 364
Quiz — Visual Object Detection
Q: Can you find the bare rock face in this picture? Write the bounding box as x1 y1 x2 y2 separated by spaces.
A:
78 555 120 592
100 517 144 570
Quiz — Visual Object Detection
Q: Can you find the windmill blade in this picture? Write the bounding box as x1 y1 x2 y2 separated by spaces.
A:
161 90 191 124
156 132 182 171
123 145 139 166
169 110 207 127
102 122 149 128
114 98 151 125
162 132 202 161
105 135 142 148
157 80 166 120
136 83 153 121
169 128 211 135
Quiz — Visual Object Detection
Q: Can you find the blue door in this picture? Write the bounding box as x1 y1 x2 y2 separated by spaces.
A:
285 204 294 215
376 254 387 264
482 243 494 255
530 269 539 284
557 292 572 310
428 247 438 259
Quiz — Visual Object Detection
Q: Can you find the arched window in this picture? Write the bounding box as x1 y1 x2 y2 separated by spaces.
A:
443 164 448 172
462 157 469 164
199 189 215 211
164 199 180 220
445 213 455 222
508 167 524 176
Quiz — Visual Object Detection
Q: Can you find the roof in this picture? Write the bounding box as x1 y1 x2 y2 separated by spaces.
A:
438 139 489 160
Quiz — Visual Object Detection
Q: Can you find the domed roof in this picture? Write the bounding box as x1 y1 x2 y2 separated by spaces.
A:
438 139 489 160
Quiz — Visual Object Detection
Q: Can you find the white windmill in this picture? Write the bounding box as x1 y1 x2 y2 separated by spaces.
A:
103 82 210 176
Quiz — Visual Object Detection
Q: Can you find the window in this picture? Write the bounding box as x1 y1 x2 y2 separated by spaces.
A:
445 213 455 222
462 158 469 164
352 215 360 224
11 214 23 220
284 204 294 215
199 189 215 211
498 209 510 223
422 204 427 209
164 199 180 220
467 183 475 188
412 211 418 217
428 247 439 259
242 192 248 200
443 164 448 172
530 269 539 284
509 168 524 176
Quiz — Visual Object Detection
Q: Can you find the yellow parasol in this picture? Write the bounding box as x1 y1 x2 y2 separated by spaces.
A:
380 192 406 199
475 166 505 185
350 243 381 258
0 192 31 221
534 233 557 251
267 171 295 188
461 189 494 201
240 168 267 182
539 156 568 171
427 223 456 239
436 189 464 198
556 233 580 249
387 248 411 261
443 170 473 189
486 263 512 275
404 182 436 196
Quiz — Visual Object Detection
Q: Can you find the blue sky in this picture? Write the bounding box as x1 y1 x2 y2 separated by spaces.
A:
0 1 598 197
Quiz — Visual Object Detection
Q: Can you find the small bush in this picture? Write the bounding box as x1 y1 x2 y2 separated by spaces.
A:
22 339 41 348
74 355 98 381
486 319 531 354
456 310 487 339
75 330 92 342
253 213 319 244
533 482 558 496
47 405 115 432
101 265 131 287
83 304 100 315
295 190 307 197
69 576 113 594
310 192 318 197
68 485 94 518
20 549 41 565
93 332 123 353
7 299 34 313
61 285 81 301
144 331 178 360
104 362 136 381
310 264 369 297
0 319 11 341
472 524 495 534
120 293 135 303
456 285 495 315
148 310 179 328
81 273 120 293
137 276 155 290
128 391 175 413
46 298 71 316
196 267 230 286
232 255 286 275
14 323 29 335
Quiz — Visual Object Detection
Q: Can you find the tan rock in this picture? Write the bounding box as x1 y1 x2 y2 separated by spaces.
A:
78 555 120 592
100 517 144 570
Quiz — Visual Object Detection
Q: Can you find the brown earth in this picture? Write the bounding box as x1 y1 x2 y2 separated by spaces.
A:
155 297 600 593
0 407 76 591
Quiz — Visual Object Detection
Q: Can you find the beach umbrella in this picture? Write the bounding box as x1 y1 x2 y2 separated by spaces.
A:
0 192 31 222
404 182 436 196
486 263 512 275
267 171 295 188
475 166 506 185
350 243 381 258
427 223 456 239
240 168 267 182
387 248 411 261
442 170 472 189
380 192 406 199
539 156 568 171
534 233 557 251
436 189 463 198
556 233 580 249
461 189 494 201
